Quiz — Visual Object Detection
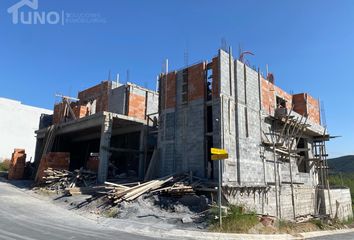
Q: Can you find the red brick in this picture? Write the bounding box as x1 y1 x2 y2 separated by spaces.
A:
78 81 110 113
165 72 177 109
8 149 26 180
293 93 320 124
36 152 70 182
127 92 146 120
188 62 206 101
212 57 220 98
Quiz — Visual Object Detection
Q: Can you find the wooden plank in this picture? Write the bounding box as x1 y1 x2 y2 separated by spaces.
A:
104 181 130 190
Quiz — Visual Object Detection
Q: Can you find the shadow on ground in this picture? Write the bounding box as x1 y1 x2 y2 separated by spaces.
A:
0 174 34 190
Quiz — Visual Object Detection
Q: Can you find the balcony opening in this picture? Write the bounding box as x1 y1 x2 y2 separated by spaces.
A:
297 138 309 173
276 96 286 108
206 67 213 101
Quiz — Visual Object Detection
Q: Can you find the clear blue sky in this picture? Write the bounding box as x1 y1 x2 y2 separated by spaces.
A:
0 0 353 157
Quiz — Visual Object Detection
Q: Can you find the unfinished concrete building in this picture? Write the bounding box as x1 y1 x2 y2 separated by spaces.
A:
35 81 159 183
158 49 353 220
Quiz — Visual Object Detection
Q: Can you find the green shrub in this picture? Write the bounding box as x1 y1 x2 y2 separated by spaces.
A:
0 159 11 171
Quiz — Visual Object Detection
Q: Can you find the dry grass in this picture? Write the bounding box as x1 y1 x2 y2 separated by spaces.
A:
210 205 259 233
103 207 119 218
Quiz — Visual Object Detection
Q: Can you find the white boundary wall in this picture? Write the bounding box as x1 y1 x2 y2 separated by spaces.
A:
0 98 52 162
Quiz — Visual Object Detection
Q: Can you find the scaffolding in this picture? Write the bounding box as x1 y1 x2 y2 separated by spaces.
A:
311 131 332 216
262 107 313 220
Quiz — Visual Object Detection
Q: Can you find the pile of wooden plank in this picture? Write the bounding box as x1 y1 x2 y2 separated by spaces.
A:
40 168 97 191
104 174 196 204
39 170 204 205
35 152 70 182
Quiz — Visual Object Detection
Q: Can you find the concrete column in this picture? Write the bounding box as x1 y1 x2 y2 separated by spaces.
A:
98 113 113 183
138 126 146 179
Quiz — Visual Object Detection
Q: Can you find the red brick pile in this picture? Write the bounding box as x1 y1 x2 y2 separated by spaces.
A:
8 149 26 180
36 152 70 182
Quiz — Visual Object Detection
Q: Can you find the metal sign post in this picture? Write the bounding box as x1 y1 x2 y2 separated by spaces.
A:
218 158 222 227
211 148 228 228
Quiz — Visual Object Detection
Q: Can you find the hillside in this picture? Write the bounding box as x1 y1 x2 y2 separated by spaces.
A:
327 155 354 173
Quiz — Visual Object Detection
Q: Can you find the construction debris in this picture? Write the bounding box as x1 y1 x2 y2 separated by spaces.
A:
34 169 214 228
40 168 97 192
37 169 203 203
36 152 70 182
103 174 198 204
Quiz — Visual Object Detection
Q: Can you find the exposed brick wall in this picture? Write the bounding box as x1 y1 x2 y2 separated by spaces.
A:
292 93 307 116
166 72 177 108
261 78 292 115
261 78 274 115
53 81 111 125
127 92 146 120
307 94 320 124
53 102 88 124
274 84 293 109
53 103 64 125
73 105 88 119
188 62 206 101
293 93 320 124
35 152 70 182
262 79 321 125
78 81 111 113
163 72 177 109
212 57 220 98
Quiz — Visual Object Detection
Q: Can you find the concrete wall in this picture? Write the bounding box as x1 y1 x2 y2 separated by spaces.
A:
108 85 126 114
158 63 206 178
224 185 316 220
319 188 353 221
233 59 264 185
0 98 52 161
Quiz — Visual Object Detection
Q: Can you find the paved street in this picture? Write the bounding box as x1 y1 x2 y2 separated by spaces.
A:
0 179 158 240
308 232 354 240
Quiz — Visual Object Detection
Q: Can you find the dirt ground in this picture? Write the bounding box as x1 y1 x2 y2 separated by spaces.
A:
33 187 211 231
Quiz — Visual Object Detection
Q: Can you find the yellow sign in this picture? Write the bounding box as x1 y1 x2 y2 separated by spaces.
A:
210 148 229 160
211 148 228 155
211 154 229 160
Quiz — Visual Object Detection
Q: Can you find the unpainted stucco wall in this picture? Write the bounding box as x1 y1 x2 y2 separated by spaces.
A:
224 185 316 220
319 188 353 221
